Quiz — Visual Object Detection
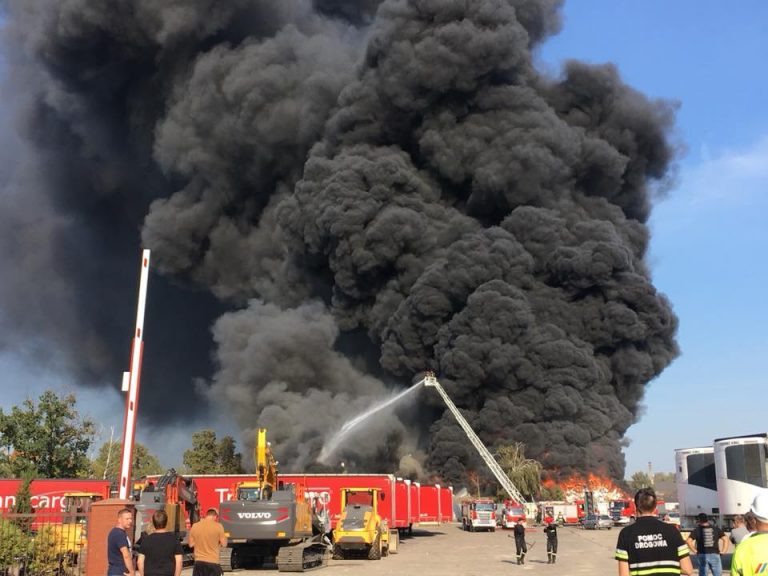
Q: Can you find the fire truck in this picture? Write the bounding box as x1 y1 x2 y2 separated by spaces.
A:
538 501 579 525
609 497 664 525
461 498 496 532
609 498 636 525
498 499 527 528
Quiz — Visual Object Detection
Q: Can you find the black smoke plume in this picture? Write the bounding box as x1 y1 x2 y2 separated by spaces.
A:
0 0 677 483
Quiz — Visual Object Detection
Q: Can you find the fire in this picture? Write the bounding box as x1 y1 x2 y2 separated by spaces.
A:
543 473 626 503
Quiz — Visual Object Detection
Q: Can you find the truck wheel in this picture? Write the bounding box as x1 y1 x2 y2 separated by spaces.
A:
332 545 345 560
368 533 382 560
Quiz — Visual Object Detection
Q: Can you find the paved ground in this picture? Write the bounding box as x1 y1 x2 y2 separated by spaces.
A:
182 523 628 575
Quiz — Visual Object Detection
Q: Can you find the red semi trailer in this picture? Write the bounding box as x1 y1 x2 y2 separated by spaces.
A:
419 484 440 523
0 478 112 523
170 474 453 534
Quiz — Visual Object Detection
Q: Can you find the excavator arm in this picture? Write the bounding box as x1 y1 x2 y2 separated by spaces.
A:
255 428 279 497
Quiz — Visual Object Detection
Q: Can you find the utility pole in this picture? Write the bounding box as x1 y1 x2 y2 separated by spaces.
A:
103 426 115 480
117 250 150 499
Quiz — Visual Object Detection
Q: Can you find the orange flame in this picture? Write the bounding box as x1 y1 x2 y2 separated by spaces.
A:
543 472 626 502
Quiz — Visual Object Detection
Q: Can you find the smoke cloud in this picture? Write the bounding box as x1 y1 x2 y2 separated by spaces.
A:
0 0 678 484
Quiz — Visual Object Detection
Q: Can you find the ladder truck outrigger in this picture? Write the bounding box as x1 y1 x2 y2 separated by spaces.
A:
419 372 529 508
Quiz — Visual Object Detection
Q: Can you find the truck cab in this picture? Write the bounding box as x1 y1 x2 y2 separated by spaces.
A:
461 499 496 532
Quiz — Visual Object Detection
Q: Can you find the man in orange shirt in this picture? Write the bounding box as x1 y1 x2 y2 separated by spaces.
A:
188 508 227 576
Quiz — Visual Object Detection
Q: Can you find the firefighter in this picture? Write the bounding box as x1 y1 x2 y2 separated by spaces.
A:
544 520 558 564
513 520 527 565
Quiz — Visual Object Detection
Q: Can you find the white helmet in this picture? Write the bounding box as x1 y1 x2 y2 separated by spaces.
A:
749 492 768 522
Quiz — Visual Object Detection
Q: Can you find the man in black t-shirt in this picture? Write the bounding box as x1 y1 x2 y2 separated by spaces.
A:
137 510 183 576
615 487 693 576
686 513 729 576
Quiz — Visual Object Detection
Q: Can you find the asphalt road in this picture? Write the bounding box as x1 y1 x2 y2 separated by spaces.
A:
182 523 634 575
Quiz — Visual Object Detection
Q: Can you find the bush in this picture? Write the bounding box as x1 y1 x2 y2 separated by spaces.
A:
0 518 31 572
27 525 67 576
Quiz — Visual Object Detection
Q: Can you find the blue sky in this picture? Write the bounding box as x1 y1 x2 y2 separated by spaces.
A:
539 0 768 475
1 1 767 478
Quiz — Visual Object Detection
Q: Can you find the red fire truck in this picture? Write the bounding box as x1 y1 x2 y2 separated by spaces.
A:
609 497 664 525
498 499 527 528
461 498 496 532
538 501 579 525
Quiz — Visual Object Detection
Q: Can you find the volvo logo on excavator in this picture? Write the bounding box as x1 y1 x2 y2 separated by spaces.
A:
237 512 272 519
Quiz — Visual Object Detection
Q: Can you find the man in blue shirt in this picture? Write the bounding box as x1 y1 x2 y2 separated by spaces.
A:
107 508 135 576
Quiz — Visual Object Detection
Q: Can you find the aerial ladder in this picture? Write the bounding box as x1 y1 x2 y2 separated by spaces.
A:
419 372 529 505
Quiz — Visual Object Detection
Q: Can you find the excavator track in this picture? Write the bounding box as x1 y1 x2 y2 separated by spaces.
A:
276 535 331 572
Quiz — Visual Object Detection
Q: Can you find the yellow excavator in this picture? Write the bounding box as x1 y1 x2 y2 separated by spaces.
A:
219 429 330 572
229 428 279 504
332 488 391 561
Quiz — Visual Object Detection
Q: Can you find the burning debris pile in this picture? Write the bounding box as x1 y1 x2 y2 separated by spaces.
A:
545 474 626 503
0 0 677 483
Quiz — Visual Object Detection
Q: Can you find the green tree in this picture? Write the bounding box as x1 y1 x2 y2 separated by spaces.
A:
495 442 542 500
184 430 219 474
218 436 244 474
12 469 35 533
184 430 244 474
627 471 653 492
90 442 163 482
0 518 30 571
540 484 565 501
0 391 95 478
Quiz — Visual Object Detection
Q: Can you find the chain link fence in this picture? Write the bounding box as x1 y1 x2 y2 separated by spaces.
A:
0 512 88 576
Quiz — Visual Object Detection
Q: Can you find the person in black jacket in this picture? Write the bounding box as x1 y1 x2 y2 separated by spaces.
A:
544 521 558 564
513 521 527 565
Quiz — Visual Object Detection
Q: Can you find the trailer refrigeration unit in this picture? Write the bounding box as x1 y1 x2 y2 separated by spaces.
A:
713 433 768 525
675 446 719 529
